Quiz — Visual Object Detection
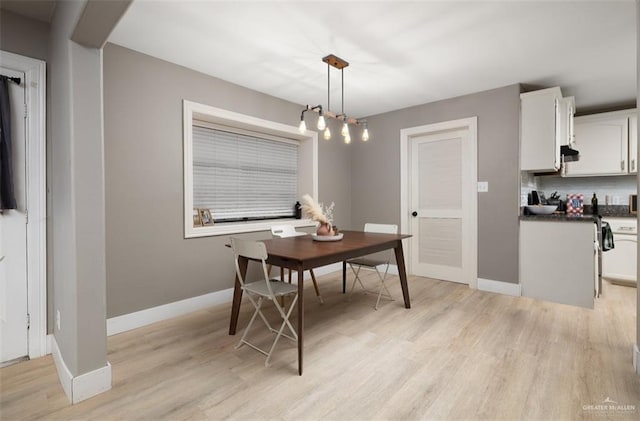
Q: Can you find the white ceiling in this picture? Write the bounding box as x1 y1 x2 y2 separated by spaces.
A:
109 0 637 118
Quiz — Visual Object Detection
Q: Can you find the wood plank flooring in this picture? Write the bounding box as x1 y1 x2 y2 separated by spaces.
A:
1 272 639 420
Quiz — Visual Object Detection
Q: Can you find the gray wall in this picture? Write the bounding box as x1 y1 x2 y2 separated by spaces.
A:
49 0 107 376
351 84 522 284
103 44 351 318
0 9 49 61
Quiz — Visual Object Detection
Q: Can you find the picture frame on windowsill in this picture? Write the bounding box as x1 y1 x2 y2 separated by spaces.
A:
193 209 203 227
199 208 214 226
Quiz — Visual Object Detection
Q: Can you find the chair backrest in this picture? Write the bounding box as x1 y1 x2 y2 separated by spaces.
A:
363 223 398 264
271 224 303 238
364 223 398 235
230 237 274 294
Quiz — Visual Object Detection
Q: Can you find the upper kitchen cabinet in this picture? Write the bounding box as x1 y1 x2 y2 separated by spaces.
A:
520 87 574 172
629 114 637 174
564 109 635 176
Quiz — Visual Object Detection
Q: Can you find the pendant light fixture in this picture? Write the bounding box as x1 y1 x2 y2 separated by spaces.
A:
298 54 369 143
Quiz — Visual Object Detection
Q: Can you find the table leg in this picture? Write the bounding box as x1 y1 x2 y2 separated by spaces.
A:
393 241 411 309
342 260 347 293
229 256 248 335
297 264 304 375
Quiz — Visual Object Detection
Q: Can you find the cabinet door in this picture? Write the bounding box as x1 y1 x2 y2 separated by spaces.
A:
520 88 562 172
564 116 629 176
629 115 637 174
557 97 575 149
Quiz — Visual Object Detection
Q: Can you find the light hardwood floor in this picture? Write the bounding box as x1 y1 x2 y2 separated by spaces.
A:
1 272 639 420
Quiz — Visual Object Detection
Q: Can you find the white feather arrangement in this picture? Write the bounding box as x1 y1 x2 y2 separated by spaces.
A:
301 194 334 224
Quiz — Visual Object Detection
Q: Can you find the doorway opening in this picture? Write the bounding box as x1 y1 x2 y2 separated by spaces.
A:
0 50 47 365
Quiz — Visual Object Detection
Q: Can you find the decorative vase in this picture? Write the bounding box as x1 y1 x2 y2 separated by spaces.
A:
316 222 334 236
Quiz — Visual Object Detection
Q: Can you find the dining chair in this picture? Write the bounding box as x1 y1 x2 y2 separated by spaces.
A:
231 237 298 367
347 223 398 310
270 225 324 304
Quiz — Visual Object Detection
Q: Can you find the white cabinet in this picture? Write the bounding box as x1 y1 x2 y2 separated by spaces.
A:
558 96 576 149
520 87 574 172
520 220 596 308
564 109 636 176
629 115 637 174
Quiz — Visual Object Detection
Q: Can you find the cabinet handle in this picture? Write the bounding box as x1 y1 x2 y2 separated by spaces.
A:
632 159 636 172
621 160 626 171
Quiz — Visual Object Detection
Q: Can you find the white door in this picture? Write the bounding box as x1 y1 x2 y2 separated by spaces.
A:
409 128 475 284
0 68 28 364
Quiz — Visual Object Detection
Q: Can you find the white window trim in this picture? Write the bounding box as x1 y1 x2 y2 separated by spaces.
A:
183 100 318 238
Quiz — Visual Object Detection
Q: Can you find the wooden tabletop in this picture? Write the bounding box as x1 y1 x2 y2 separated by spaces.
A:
262 230 411 271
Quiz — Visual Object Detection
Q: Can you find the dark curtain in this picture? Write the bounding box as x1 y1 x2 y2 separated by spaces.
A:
0 76 17 210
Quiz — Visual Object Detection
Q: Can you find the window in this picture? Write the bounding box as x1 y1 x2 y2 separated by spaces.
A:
183 100 318 238
192 125 298 221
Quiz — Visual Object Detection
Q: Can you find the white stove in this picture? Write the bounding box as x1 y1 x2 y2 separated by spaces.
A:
602 218 637 286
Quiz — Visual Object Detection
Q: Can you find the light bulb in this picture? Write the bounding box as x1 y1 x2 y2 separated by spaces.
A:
317 115 326 131
298 119 306 133
341 121 349 137
323 127 331 140
362 128 369 142
344 132 351 144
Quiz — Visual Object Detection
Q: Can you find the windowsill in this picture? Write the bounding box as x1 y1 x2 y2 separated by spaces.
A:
185 218 316 238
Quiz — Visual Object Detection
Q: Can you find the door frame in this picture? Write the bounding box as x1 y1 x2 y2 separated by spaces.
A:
400 117 478 289
1 50 47 358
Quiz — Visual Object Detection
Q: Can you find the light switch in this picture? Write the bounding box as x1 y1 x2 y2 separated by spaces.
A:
477 181 489 193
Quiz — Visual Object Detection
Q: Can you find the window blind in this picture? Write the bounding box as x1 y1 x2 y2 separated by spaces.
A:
192 125 298 222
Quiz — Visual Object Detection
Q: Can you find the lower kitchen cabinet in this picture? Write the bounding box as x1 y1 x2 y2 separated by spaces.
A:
520 219 597 308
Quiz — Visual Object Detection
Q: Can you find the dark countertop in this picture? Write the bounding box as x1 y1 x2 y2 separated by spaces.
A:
588 205 635 218
520 214 597 223
520 205 636 221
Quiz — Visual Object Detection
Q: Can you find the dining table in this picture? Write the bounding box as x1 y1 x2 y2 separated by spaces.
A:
228 230 412 375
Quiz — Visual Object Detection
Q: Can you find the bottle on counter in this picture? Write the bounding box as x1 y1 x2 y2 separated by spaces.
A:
591 193 598 215
294 201 302 219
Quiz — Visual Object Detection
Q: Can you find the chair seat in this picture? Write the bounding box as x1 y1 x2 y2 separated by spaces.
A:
348 257 388 267
243 280 298 297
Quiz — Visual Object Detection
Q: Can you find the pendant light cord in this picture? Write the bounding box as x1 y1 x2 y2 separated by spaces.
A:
327 61 330 113
341 68 344 116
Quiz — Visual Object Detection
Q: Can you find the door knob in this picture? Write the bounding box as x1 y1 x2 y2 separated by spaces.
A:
412 211 418 217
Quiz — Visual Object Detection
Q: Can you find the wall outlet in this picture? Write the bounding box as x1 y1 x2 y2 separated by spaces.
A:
477 181 489 193
56 310 61 331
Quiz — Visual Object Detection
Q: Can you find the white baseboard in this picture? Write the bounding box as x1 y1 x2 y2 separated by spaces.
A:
107 262 344 336
107 287 234 336
51 336 73 402
350 263 399 276
52 336 112 404
73 362 111 403
310 262 344 277
477 278 522 297
634 344 640 375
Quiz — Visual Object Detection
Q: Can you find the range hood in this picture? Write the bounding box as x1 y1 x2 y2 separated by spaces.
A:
561 145 580 162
